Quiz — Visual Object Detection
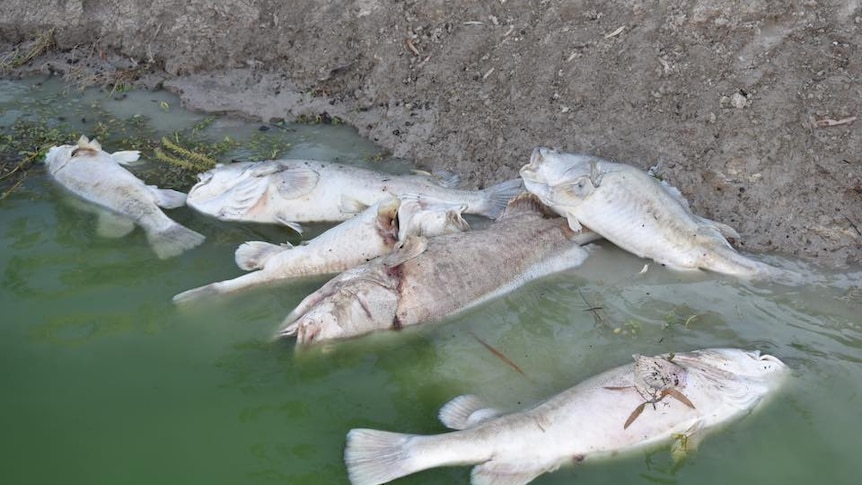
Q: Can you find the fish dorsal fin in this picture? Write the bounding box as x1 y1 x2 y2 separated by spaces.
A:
76 135 101 151
499 193 558 220
471 461 546 485
234 241 291 270
695 215 741 242
72 135 101 157
411 169 461 188
438 395 501 430
340 194 370 214
382 235 427 267
658 180 692 210
275 166 320 199
433 169 461 188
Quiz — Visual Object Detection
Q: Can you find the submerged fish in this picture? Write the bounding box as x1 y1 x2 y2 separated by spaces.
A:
172 195 469 302
185 159 523 231
345 348 788 485
520 147 792 279
44 136 205 259
277 194 600 346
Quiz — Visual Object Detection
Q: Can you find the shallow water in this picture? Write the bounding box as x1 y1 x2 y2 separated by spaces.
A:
1 77 860 485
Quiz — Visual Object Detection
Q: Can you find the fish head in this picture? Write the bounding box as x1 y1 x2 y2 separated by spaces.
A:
186 163 246 203
43 136 105 173
519 147 603 206
669 348 789 413
396 194 470 241
281 272 401 346
679 348 788 381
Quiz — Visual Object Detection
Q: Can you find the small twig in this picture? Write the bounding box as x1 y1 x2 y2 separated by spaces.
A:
604 26 626 39
417 55 432 68
813 116 856 128
578 288 608 328
0 177 27 201
469 331 527 378
846 216 861 237
405 37 420 57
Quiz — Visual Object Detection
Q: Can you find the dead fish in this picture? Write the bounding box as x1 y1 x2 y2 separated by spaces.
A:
44 136 205 259
171 195 469 303
277 193 600 346
520 147 794 279
345 348 788 485
186 159 523 232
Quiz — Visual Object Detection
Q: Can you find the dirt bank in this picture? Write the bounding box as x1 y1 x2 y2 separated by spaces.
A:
2 0 859 268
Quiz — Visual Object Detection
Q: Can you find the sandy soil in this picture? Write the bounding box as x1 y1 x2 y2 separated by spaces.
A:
2 0 859 268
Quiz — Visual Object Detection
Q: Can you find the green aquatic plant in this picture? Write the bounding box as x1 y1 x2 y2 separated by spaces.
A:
0 119 74 199
662 306 701 329
294 111 344 125
159 136 219 171
364 150 392 163
246 131 292 161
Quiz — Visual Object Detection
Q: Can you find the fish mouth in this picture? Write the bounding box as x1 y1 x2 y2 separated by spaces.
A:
520 147 552 181
530 146 556 165
751 351 786 367
196 170 214 184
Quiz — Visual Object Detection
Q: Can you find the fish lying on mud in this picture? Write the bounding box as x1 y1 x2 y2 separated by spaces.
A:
185 159 523 232
277 193 600 346
172 195 469 303
44 136 205 259
520 147 797 280
345 348 788 485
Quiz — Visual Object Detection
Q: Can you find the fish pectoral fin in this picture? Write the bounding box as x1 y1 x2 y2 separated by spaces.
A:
207 177 270 217
274 213 303 234
149 186 188 209
471 461 547 485
111 150 142 166
96 211 136 238
438 395 502 430
235 241 288 270
382 235 427 267
340 194 369 214
275 166 319 199
564 213 584 233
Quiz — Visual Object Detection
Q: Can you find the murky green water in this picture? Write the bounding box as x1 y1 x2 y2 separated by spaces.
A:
1 78 860 484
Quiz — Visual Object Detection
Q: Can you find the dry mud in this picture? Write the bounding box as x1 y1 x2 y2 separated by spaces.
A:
2 0 860 268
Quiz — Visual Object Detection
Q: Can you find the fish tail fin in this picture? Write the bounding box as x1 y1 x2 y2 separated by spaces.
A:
235 241 290 270
704 245 803 284
172 271 272 304
147 222 206 259
476 179 525 219
345 429 428 485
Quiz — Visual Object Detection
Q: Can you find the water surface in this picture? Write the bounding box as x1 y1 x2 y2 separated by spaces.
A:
0 77 859 484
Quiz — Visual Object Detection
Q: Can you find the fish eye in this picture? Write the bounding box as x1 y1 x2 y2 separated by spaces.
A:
71 148 81 157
